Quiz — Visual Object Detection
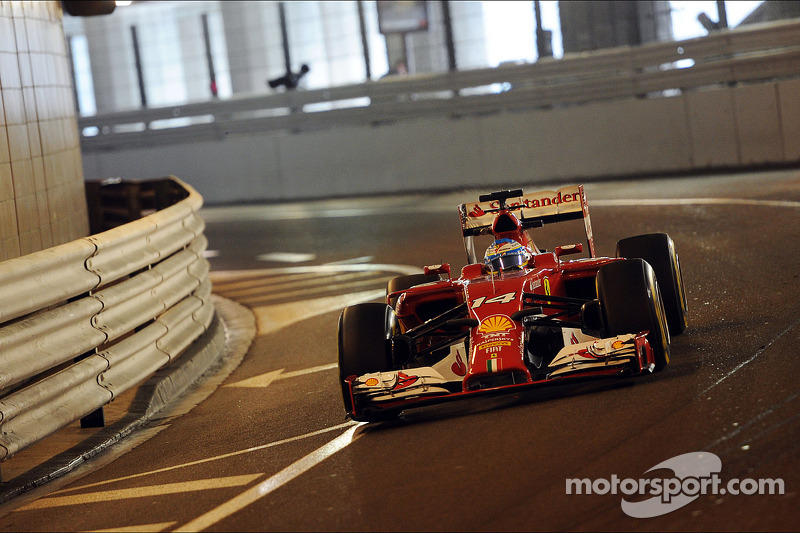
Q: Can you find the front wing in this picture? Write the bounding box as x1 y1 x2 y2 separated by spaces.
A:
344 333 654 419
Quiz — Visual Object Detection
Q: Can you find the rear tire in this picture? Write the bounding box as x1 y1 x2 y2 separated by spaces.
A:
387 273 440 308
597 259 670 372
338 303 397 419
616 233 688 335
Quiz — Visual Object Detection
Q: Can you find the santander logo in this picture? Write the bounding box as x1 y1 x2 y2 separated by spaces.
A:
451 351 467 376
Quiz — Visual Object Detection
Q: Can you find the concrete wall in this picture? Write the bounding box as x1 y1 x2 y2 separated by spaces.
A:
81 78 800 206
0 1 88 260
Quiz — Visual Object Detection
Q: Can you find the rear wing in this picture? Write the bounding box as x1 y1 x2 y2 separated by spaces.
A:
457 184 595 263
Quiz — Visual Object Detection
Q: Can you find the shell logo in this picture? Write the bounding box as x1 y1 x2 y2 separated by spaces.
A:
478 315 514 334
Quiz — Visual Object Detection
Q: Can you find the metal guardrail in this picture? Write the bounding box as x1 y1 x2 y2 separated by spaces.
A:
77 19 800 149
0 176 213 462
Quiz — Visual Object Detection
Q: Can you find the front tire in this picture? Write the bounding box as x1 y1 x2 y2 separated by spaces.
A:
616 233 688 335
338 303 396 418
597 259 670 372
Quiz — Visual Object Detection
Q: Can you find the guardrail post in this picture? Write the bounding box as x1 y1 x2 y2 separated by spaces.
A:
152 179 176 211
80 407 105 428
74 353 106 428
85 180 105 234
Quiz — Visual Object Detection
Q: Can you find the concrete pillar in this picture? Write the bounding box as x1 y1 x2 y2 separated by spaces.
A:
82 14 139 112
220 1 283 94
449 1 488 70
320 1 363 86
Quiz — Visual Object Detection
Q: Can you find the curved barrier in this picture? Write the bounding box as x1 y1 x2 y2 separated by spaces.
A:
0 176 213 461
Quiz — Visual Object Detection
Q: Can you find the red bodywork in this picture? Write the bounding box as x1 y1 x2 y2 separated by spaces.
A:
392 254 653 389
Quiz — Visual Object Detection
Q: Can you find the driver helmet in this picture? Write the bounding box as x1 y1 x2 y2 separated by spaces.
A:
484 238 532 273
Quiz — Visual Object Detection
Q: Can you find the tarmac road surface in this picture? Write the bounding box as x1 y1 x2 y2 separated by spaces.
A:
0 170 798 532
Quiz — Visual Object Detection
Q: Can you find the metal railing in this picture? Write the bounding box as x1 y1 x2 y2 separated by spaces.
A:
0 176 213 462
78 19 800 150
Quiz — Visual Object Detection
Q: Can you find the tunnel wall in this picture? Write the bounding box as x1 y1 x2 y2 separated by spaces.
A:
0 1 88 260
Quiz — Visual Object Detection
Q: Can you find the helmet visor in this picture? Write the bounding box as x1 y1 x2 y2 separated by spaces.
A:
488 251 528 272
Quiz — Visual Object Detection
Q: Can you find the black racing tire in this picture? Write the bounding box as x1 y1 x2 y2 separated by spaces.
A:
616 233 688 335
387 273 440 308
338 303 396 418
597 259 671 372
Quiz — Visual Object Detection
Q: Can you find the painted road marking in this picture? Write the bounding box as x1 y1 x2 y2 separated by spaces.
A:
326 256 375 264
175 423 365 532
209 263 425 336
25 474 263 509
220 271 383 300
256 252 317 263
240 276 390 306
209 263 423 282
701 315 800 399
225 363 338 388
54 421 359 494
253 288 386 335
87 522 177 532
210 271 341 292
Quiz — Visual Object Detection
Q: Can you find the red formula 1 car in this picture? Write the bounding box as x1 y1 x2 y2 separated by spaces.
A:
338 185 688 422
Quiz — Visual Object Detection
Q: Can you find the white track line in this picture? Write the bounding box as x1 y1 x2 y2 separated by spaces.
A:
700 316 800 398
57 421 358 493
174 423 365 532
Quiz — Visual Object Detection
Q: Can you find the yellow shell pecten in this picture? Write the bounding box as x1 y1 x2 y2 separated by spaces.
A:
478 315 514 333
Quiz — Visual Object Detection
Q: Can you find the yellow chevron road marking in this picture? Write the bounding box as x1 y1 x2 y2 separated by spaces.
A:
87 522 177 532
253 288 385 335
176 424 364 532
24 474 262 509
55 421 358 494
